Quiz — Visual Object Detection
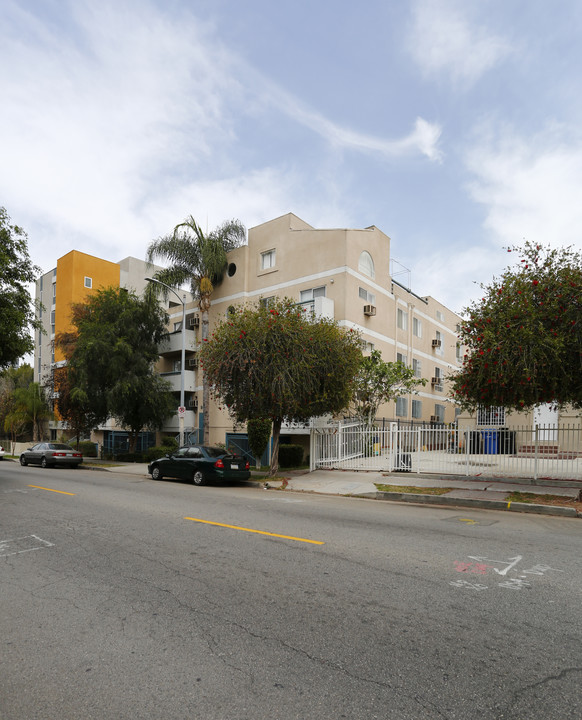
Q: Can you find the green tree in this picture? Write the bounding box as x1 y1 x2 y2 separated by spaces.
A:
53 332 103 448
66 287 175 452
146 216 246 444
247 418 272 469
0 365 35 452
352 350 427 426
12 382 51 442
200 298 362 475
0 208 42 368
451 242 582 411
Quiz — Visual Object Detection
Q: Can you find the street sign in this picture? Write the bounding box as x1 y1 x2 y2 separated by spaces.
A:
178 406 186 417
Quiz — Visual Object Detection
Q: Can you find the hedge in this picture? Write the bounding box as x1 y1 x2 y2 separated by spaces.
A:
278 444 304 468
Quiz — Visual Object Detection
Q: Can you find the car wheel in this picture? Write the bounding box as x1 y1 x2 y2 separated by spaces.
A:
41 457 48 468
151 466 163 481
192 470 207 486
20 455 27 466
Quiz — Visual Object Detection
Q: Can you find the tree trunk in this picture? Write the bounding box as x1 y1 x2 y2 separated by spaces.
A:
128 431 138 454
200 302 211 445
269 417 282 476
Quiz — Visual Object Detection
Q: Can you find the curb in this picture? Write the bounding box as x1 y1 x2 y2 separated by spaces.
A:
367 491 579 517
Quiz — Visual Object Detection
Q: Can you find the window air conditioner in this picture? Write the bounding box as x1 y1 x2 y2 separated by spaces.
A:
188 398 199 409
363 304 376 316
430 415 440 422
432 339 441 347
188 358 198 369
188 315 200 328
431 377 441 385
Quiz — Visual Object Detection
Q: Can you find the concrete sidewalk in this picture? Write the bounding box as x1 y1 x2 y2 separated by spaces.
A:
93 462 581 518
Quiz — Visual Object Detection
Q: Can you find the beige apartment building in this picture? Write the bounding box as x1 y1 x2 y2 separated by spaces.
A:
35 214 463 454
205 213 463 448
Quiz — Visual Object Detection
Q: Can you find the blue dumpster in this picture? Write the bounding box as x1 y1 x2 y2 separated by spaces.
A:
481 430 498 454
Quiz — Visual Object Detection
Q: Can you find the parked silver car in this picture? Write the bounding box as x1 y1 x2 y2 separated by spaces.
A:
19 443 83 468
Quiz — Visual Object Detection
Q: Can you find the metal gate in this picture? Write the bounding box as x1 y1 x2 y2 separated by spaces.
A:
311 422 582 481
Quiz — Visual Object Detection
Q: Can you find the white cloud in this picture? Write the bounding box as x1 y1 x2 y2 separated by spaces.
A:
407 0 512 85
465 124 582 250
259 77 443 161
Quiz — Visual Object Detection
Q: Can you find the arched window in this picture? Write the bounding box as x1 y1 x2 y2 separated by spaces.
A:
358 251 375 279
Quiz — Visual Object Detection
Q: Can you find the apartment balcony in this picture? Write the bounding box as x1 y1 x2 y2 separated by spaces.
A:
162 410 197 432
159 330 198 356
160 370 197 392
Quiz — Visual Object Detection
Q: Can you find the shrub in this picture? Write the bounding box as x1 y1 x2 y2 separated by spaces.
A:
160 436 178 451
144 445 172 463
278 444 304 468
77 441 98 457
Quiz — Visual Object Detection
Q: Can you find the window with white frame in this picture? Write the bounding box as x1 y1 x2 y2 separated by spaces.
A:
413 317 422 338
300 286 326 302
396 396 408 417
173 359 181 372
436 310 445 322
456 342 463 362
413 358 422 378
433 367 443 390
260 296 275 307
412 399 422 419
358 287 376 304
435 329 443 356
397 352 407 366
261 249 276 270
358 251 375 279
477 406 506 426
397 308 408 330
84 276 92 288
173 321 182 332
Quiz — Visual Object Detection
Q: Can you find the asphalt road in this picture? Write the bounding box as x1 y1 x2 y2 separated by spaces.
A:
1 461 581 720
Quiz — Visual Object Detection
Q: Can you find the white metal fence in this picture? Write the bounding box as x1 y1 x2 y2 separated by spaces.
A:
310 422 582 481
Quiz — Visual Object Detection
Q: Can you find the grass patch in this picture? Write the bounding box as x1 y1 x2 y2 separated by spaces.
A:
375 483 454 496
507 491 576 506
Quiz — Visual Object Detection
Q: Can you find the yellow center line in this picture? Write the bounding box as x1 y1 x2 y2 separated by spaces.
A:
184 517 325 545
28 485 76 496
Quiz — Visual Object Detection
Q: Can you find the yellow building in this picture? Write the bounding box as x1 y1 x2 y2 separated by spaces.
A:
52 251 120 362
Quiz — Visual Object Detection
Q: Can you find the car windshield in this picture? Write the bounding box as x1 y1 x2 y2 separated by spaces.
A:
204 447 228 458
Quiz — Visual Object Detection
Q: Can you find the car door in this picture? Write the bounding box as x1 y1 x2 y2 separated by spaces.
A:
29 443 45 464
164 448 188 479
185 447 203 478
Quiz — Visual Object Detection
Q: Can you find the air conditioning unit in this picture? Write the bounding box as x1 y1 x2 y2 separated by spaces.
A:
432 339 441 347
363 304 376 316
431 377 441 385
188 358 199 369
188 315 200 328
430 415 440 422
188 398 199 409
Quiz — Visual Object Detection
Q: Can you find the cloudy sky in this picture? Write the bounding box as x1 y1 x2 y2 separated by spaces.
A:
2 0 582 314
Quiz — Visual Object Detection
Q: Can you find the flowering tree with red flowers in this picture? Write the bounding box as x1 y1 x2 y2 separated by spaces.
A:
451 242 582 412
200 298 363 475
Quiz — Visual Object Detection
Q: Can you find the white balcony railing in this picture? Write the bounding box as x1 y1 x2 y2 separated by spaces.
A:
162 410 197 431
159 370 197 392
159 330 198 355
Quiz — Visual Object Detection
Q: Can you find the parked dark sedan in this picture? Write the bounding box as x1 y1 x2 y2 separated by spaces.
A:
19 442 83 468
148 445 251 485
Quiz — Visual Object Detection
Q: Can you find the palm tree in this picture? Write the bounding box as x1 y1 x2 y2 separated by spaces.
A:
147 216 246 445
13 382 52 441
